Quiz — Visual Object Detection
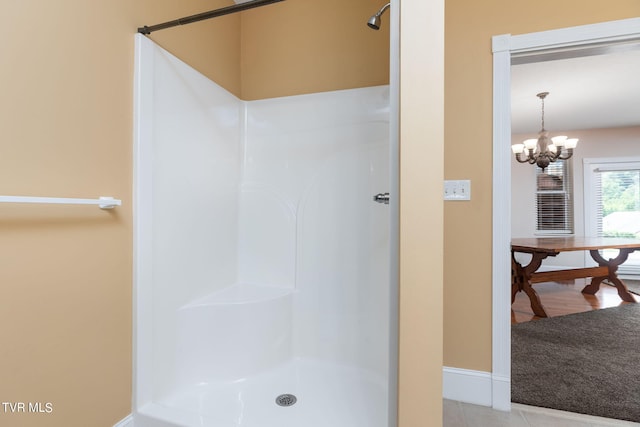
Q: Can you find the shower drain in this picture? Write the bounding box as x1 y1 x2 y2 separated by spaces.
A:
275 394 297 407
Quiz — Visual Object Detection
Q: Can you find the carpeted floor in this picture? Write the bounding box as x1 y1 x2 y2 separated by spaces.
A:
512 303 640 423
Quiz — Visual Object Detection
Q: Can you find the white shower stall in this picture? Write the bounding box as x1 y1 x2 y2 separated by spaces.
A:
133 34 396 427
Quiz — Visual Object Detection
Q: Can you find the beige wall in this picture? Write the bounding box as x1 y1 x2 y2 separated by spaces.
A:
240 0 390 100
1 0 407 426
143 0 242 97
14 0 637 426
444 1 640 372
399 2 444 425
144 0 391 101
0 2 134 426
0 1 240 426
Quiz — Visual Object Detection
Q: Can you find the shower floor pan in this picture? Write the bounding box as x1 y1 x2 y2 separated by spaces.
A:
138 358 387 427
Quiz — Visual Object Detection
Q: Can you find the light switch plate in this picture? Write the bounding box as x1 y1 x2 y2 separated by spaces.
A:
444 180 471 201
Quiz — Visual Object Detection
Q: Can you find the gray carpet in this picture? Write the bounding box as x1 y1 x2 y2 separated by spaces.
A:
512 303 640 423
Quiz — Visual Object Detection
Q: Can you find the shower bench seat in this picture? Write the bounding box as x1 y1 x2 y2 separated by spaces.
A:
181 282 294 308
178 283 295 384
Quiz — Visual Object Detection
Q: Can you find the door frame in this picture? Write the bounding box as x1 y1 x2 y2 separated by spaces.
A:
491 17 640 411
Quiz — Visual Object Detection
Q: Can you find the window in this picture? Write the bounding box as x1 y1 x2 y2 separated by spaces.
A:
535 159 574 234
584 158 640 275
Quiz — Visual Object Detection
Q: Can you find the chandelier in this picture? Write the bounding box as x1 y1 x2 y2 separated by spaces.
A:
511 92 578 171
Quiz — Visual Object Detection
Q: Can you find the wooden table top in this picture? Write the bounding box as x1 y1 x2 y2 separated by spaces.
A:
511 237 640 253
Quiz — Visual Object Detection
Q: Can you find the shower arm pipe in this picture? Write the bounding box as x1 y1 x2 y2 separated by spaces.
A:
137 0 285 35
376 3 391 16
0 195 121 210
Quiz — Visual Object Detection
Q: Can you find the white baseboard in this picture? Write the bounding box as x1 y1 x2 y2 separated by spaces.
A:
113 414 134 427
491 373 511 411
443 366 494 407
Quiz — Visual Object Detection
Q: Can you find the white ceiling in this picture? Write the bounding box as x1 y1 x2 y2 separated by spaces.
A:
511 44 640 135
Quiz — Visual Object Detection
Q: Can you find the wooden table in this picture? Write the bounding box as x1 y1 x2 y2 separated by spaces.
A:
511 237 640 318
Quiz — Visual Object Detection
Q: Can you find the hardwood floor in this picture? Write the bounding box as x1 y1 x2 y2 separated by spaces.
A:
511 278 639 324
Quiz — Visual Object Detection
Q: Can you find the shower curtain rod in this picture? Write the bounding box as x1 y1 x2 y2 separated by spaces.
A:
138 0 285 35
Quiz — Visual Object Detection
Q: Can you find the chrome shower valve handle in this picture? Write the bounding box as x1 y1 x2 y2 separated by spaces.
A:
373 193 390 204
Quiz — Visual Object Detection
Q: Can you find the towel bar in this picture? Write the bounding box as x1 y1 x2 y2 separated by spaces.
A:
0 196 121 210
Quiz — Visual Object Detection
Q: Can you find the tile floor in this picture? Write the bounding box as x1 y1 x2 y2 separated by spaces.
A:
444 400 640 427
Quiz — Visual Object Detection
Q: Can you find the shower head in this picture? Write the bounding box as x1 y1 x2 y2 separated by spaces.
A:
367 3 390 30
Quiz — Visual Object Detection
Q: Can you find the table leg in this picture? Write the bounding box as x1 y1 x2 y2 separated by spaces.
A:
512 251 549 318
582 249 637 302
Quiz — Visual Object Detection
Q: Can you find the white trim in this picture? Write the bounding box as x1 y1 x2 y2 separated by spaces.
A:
508 18 640 54
443 367 492 407
491 37 512 412
583 158 640 237
492 17 640 412
583 156 640 170
387 1 400 426
491 374 511 412
113 414 134 427
133 33 156 415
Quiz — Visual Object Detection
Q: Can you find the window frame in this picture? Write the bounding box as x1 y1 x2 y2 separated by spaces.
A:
583 156 640 276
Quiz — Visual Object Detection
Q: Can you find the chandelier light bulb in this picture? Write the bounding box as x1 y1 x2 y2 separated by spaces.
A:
564 138 578 149
551 135 567 146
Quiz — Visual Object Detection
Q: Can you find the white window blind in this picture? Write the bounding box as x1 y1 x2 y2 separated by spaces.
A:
535 159 574 234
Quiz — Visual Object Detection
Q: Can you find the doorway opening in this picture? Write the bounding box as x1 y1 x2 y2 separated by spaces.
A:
491 17 640 411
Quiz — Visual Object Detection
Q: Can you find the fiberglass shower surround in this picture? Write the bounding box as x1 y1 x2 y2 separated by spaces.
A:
134 35 392 427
